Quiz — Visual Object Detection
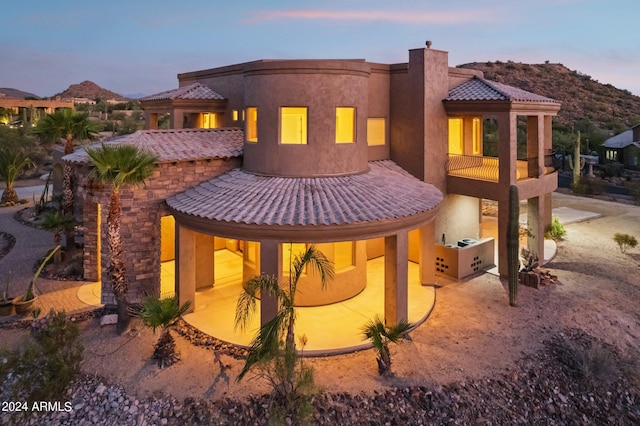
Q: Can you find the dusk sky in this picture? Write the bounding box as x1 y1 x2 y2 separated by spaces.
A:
1 0 639 98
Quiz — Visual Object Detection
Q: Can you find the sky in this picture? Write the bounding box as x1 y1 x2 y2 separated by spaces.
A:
1 0 639 98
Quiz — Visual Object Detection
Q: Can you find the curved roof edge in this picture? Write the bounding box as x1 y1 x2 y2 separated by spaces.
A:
167 160 443 241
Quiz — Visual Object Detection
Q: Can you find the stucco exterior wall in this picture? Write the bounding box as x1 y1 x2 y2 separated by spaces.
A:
75 156 242 305
241 60 370 177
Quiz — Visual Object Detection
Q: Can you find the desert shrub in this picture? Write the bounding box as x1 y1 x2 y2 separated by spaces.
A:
0 309 83 404
601 162 624 178
613 233 638 253
552 333 619 387
545 216 566 242
572 176 603 196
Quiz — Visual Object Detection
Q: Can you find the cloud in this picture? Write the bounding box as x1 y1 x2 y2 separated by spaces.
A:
249 9 494 24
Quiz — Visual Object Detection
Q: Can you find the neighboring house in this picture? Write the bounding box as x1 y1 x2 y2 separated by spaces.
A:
64 46 560 334
602 124 640 170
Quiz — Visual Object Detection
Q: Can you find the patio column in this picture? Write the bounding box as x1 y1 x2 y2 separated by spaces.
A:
498 111 517 185
195 233 215 289
527 196 545 263
527 116 541 178
419 221 436 285
259 239 280 326
176 225 196 313
497 193 512 277
384 230 409 324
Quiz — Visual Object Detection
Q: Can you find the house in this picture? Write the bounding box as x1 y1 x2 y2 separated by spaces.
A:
64 45 560 347
602 124 640 170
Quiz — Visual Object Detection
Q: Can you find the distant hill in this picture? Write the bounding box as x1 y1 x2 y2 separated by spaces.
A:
54 80 129 102
457 61 640 132
0 87 40 99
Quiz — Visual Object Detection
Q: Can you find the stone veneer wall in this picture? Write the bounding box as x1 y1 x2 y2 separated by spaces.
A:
74 157 242 305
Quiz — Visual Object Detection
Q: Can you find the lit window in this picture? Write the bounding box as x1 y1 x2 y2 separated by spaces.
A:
201 113 216 129
246 107 258 142
448 118 463 155
334 241 354 270
336 107 355 143
282 243 307 275
232 110 239 121
367 118 385 146
472 118 482 155
281 107 307 144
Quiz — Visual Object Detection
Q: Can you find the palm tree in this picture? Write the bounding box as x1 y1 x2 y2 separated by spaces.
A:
85 143 158 334
235 245 335 386
138 295 192 368
0 147 34 204
39 210 76 264
361 315 412 376
33 109 101 247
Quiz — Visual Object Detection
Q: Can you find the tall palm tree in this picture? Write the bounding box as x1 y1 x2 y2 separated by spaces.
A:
33 109 101 247
235 245 335 385
85 143 158 334
0 147 34 204
361 315 412 376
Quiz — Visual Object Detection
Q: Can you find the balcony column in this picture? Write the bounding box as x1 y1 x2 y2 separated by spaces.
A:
170 110 185 129
384 231 409 324
498 112 517 185
259 240 280 326
527 116 541 178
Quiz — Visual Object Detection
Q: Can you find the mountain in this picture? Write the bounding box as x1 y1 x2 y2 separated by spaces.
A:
0 87 40 99
123 92 147 99
457 61 640 132
54 80 129 102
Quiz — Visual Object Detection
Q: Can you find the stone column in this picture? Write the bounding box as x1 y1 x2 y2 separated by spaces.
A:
498 112 517 185
259 239 280 326
176 225 196 313
384 231 409 324
195 233 215 289
419 221 436 285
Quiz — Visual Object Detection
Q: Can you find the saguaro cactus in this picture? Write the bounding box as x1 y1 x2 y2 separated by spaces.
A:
507 184 520 306
568 130 584 186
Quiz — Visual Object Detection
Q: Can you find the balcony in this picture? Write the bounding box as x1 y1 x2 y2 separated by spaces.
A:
445 152 558 182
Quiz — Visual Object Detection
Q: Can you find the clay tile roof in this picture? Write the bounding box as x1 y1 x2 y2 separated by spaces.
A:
63 128 243 164
141 83 226 101
167 160 443 227
447 76 560 103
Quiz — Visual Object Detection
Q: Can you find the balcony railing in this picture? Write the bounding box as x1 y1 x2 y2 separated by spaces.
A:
446 153 558 182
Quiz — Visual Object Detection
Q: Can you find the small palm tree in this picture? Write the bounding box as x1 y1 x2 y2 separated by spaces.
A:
33 109 101 247
138 295 191 368
0 148 34 204
235 245 335 389
39 211 76 264
361 315 412 376
85 143 158 334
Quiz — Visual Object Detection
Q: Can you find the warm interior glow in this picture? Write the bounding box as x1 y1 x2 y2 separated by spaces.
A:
246 107 258 142
246 240 257 265
334 241 354 270
281 107 307 144
473 118 482 155
336 107 355 143
367 118 385 146
448 118 463 154
282 243 307 274
201 113 217 129
232 110 239 121
160 215 175 262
